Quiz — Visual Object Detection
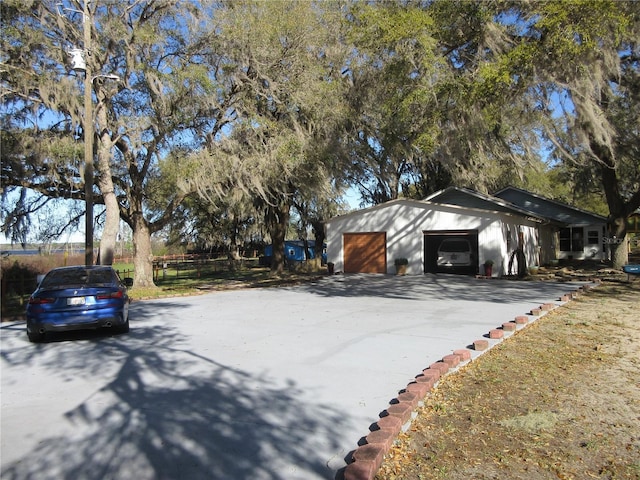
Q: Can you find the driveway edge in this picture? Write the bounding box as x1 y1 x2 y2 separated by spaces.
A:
341 280 600 480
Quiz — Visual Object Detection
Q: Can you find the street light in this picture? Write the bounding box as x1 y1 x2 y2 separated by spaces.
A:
64 2 119 266
63 1 94 266
81 1 93 267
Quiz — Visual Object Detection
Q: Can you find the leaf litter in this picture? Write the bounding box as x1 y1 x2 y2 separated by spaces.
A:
376 279 640 480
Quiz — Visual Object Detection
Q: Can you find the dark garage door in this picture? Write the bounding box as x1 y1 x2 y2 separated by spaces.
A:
343 232 387 273
424 230 478 275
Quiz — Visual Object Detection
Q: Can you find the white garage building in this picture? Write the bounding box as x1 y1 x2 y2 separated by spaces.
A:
325 187 608 276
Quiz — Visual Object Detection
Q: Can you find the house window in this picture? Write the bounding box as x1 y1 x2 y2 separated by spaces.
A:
559 227 584 252
587 230 599 245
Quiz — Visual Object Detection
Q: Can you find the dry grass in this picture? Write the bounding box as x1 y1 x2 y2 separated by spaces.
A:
376 280 640 480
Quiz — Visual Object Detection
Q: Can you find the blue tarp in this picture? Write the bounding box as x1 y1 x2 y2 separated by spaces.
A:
264 240 326 262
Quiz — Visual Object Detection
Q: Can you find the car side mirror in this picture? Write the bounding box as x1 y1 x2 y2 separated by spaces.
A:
123 278 134 288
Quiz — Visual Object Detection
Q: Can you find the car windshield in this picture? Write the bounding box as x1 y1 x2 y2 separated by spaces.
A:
40 268 114 288
439 240 470 252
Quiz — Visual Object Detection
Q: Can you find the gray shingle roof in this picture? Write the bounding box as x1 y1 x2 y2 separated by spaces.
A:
425 187 547 222
494 187 606 226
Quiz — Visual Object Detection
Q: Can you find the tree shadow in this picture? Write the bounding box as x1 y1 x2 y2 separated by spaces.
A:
1 276 588 480
1 321 348 480
294 273 585 304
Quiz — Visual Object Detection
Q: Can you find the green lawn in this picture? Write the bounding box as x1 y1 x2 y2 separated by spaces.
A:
2 257 324 318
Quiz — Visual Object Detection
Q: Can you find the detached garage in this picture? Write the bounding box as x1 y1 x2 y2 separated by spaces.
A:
326 189 546 277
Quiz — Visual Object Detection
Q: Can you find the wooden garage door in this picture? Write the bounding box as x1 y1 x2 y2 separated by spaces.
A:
343 233 387 273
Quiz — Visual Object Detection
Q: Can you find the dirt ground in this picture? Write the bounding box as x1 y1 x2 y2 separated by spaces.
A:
376 274 640 479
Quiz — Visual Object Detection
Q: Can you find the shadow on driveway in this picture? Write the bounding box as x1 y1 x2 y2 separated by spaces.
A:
1 316 348 480
293 273 578 304
2 275 588 480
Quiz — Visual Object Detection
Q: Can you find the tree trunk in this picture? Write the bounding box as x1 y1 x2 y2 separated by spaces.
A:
267 202 290 276
96 181 119 265
302 237 310 261
132 213 156 288
95 97 119 265
312 219 325 264
594 142 629 269
609 216 629 270
228 214 242 267
610 236 628 270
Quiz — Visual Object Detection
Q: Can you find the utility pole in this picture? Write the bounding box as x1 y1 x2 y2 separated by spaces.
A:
83 0 94 267
64 1 119 266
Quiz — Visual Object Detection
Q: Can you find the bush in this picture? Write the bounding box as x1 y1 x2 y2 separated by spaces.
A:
1 254 84 317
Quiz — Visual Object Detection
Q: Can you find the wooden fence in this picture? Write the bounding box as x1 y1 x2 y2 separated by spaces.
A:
151 256 260 281
1 254 263 317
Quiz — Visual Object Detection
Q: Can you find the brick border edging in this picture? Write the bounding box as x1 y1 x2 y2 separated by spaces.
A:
342 280 599 480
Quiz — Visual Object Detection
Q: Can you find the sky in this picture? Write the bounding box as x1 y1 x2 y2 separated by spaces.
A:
2 187 362 248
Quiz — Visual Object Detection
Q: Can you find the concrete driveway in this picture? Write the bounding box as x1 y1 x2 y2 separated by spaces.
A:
1 274 588 479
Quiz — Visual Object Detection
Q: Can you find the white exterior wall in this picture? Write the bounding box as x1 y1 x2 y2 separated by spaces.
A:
326 200 540 276
477 213 539 276
496 220 540 275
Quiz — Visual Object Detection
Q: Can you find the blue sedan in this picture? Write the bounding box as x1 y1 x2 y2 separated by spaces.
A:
26 266 132 343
